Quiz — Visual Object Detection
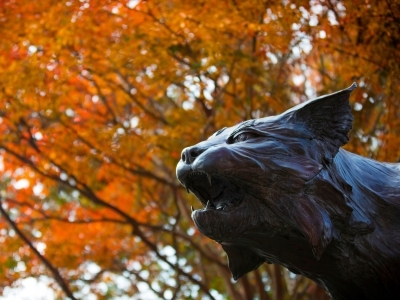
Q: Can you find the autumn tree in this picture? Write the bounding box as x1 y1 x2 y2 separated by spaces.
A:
0 0 398 299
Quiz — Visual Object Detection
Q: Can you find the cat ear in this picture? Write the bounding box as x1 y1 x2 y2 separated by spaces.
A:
285 83 356 162
221 244 265 280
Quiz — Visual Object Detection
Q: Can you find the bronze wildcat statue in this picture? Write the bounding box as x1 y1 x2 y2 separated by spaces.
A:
176 83 400 300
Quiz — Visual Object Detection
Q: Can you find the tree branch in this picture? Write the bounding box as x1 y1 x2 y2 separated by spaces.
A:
0 199 77 300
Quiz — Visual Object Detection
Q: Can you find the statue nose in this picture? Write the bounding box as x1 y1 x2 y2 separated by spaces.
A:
181 146 203 164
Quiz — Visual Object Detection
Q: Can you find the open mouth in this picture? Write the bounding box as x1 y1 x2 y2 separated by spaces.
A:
183 172 242 212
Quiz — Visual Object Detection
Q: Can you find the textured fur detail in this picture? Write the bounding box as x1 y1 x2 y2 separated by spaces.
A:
176 83 400 299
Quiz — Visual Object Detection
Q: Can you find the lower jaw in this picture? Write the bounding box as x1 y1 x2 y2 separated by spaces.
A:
191 203 246 242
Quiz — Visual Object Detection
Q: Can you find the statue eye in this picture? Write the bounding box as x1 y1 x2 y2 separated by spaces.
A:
232 132 258 143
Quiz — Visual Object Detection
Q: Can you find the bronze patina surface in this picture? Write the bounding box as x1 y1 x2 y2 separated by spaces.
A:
176 83 400 299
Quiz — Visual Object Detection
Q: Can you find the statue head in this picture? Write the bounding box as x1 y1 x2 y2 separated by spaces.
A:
176 84 357 279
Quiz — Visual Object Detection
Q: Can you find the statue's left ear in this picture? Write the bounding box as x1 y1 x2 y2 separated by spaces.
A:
221 244 265 280
285 83 356 162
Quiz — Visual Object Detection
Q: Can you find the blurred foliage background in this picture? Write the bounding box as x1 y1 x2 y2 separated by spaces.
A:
0 0 399 299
